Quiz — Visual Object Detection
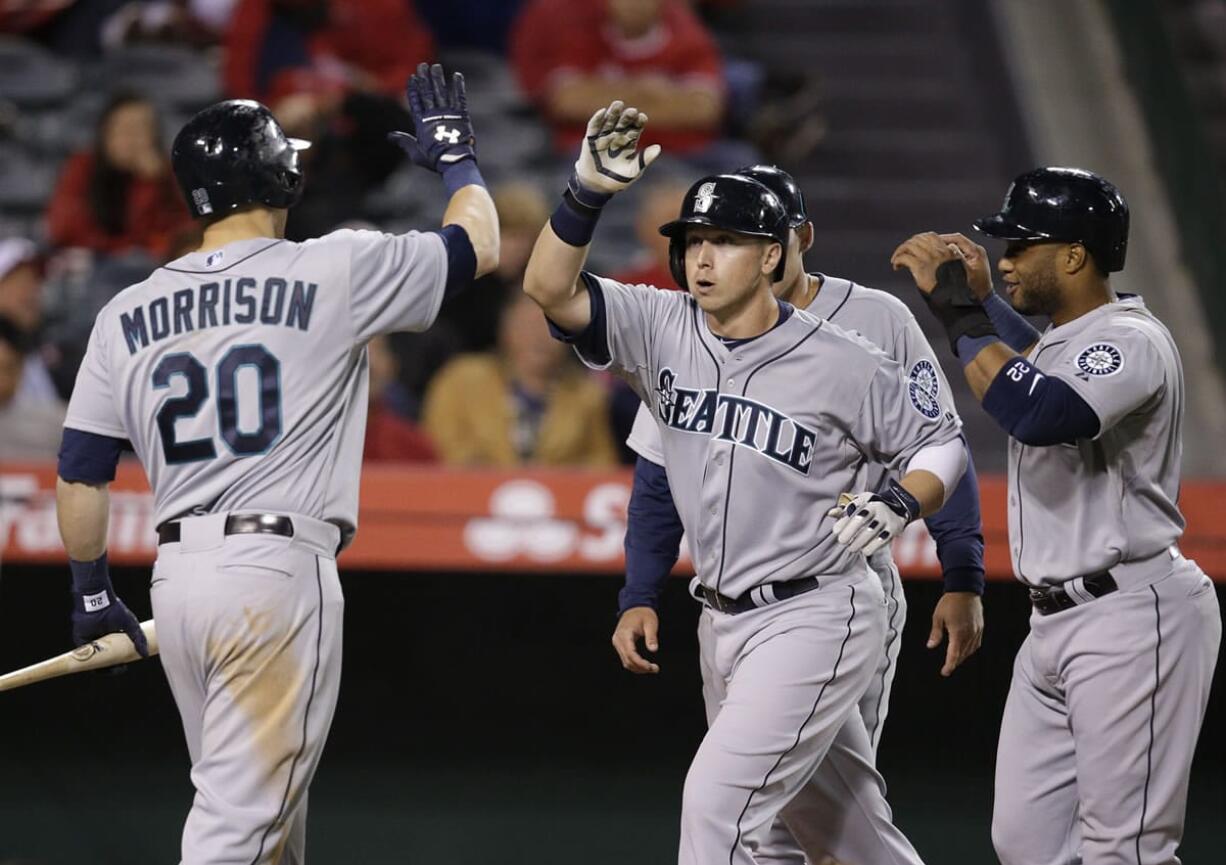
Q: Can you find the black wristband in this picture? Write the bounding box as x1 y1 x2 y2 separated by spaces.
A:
550 173 613 247
920 261 998 355
884 479 922 522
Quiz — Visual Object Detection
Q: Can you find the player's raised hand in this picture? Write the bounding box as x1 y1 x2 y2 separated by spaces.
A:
389 62 476 172
612 606 661 674
927 591 984 677
575 101 662 195
889 232 961 293
828 481 921 557
939 233 995 301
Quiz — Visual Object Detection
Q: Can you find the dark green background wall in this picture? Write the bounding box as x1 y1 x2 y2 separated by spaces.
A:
0 566 1221 864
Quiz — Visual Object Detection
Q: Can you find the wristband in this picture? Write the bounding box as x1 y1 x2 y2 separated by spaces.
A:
440 159 485 196
549 173 613 247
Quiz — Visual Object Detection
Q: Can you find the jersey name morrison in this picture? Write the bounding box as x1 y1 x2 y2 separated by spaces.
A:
120 277 318 355
655 367 817 474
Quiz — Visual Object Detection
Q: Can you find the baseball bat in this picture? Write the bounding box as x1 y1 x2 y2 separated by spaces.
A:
0 619 159 693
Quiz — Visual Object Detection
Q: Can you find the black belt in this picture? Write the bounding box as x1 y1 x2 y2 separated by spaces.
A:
1029 572 1118 616
157 514 295 545
695 576 821 615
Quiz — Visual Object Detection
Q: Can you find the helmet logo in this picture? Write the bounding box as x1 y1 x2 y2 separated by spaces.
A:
435 126 462 144
693 182 717 214
192 188 213 215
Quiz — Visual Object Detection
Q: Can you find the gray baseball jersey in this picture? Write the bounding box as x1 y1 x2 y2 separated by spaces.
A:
579 275 960 600
63 227 449 863
1007 296 1184 585
64 230 448 534
991 295 1220 865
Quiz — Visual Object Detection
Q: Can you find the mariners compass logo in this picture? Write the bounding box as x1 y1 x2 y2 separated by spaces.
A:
907 360 941 419
1075 343 1123 377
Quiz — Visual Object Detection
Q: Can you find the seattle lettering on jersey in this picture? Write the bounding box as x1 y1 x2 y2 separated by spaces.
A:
654 367 817 474
119 277 317 355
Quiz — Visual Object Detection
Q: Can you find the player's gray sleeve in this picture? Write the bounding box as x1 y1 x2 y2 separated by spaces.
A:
848 355 960 473
626 401 665 465
343 228 449 343
577 274 687 378
1047 320 1167 438
891 308 962 426
63 317 127 439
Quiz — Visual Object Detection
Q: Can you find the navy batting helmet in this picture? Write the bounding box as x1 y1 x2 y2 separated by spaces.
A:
736 164 807 228
974 167 1129 272
658 174 790 290
171 100 310 219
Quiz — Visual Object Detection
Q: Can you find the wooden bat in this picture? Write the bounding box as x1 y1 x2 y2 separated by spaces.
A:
0 619 159 693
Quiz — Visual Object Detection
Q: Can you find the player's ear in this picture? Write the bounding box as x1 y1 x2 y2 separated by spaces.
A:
1064 242 1090 275
762 241 782 277
798 222 815 254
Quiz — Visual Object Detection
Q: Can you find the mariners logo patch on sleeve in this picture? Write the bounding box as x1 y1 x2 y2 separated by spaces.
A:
1076 343 1123 377
907 359 941 418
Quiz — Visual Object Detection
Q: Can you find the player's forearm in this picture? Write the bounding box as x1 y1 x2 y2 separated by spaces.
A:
898 470 947 519
442 184 499 278
959 339 1019 400
55 478 110 561
524 224 589 309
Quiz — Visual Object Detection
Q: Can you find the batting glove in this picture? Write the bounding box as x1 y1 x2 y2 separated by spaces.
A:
389 62 476 172
574 100 662 195
69 553 149 658
828 480 922 557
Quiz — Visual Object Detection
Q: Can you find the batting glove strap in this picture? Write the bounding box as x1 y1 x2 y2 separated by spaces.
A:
829 480 921 557
921 261 998 355
68 553 149 657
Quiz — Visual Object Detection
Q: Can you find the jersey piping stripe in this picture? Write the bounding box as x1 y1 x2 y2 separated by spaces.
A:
714 319 825 595
1135 585 1162 865
726 584 858 865
249 555 325 865
689 297 725 569
822 277 855 322
161 240 284 274
869 562 902 750
1014 341 1065 584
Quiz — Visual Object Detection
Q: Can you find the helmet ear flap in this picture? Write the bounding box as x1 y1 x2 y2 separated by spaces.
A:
669 237 688 290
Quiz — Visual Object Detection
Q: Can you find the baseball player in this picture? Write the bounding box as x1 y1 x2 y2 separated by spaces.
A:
893 167 1222 865
524 100 967 865
612 163 986 864
54 63 498 864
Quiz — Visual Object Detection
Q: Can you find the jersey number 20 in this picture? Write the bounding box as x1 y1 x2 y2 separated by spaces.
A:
152 345 282 463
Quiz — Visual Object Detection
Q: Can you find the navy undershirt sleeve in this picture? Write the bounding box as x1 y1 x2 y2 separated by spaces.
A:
981 357 1101 445
620 456 684 614
983 293 1041 352
922 441 986 594
435 224 477 299
57 428 128 484
545 272 610 366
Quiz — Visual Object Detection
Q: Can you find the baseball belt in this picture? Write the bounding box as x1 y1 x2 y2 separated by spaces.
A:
156 513 295 545
1029 571 1118 616
693 576 821 615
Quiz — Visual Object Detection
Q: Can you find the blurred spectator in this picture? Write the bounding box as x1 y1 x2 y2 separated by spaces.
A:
511 0 727 157
423 288 617 466
225 1 436 237
363 335 437 462
0 239 61 407
437 181 551 354
45 92 193 260
0 315 67 461
612 177 689 290
223 0 433 110
415 0 528 52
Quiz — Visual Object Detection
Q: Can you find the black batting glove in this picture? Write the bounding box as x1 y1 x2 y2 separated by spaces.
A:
388 62 476 173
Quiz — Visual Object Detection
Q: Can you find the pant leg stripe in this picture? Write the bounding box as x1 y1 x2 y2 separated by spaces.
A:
870 565 902 751
250 556 326 865
726 585 858 865
1134 585 1162 865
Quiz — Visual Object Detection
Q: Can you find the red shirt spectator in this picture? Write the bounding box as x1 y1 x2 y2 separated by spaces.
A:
45 94 192 260
364 400 438 462
512 0 725 155
223 0 434 106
